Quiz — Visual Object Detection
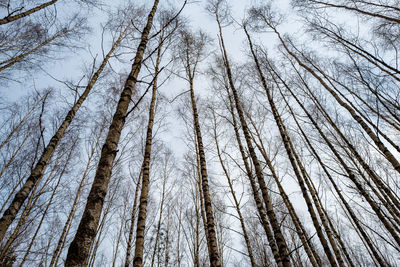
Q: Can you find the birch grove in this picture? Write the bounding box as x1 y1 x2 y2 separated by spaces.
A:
0 0 399 266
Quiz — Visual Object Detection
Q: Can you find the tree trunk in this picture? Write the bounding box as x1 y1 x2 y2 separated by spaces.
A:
188 75 221 267
65 2 159 265
246 114 322 267
272 24 400 175
19 141 76 266
132 24 162 267
283 57 400 250
224 80 282 266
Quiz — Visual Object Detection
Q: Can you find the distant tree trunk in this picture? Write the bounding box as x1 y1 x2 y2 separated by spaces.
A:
270 23 400 176
0 156 59 264
246 114 322 267
289 58 400 246
65 1 159 264
211 111 256 267
112 205 127 267
150 157 169 267
279 56 400 259
271 70 359 267
176 197 183 267
179 29 222 267
164 207 171 267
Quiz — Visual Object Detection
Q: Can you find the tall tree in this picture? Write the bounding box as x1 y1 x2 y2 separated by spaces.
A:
177 29 222 267
65 1 160 265
132 27 164 267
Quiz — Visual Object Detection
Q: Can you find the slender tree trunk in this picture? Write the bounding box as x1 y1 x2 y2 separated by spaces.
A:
304 54 400 154
284 127 345 267
164 207 171 267
124 170 143 267
282 58 400 249
304 59 400 213
273 75 359 267
150 160 168 267
188 77 221 266
182 33 222 265
246 115 322 267
0 155 58 263
112 207 127 267
261 24 400 247
271 24 400 175
176 199 182 267
212 111 256 267
324 65 400 134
